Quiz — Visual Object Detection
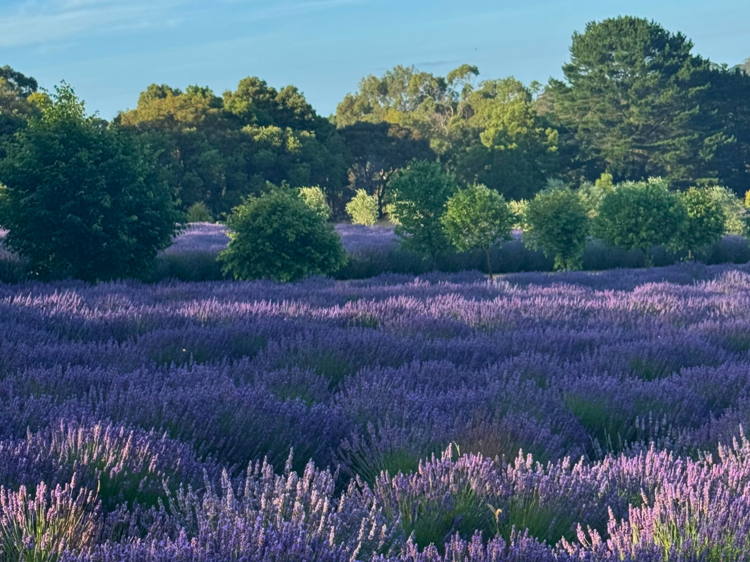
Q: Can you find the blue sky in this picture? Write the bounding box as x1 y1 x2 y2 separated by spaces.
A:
1 0 748 119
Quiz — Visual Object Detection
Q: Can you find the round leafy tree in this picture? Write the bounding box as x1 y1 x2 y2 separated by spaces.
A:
299 186 332 220
524 187 590 271
441 184 514 275
677 187 726 259
593 178 687 266
0 84 180 281
219 187 346 282
389 160 458 268
346 189 379 226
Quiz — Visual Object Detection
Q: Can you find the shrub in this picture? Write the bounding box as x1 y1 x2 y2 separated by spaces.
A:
390 161 458 268
707 186 748 236
676 187 726 259
299 186 332 220
0 84 180 281
508 199 528 229
524 187 589 271
219 187 346 282
185 201 214 223
346 189 379 226
593 178 686 266
441 184 514 275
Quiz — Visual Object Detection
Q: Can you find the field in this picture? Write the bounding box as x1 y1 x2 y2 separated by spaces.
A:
1 261 750 560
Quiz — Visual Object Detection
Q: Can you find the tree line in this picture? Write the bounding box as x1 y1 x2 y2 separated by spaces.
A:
0 16 749 281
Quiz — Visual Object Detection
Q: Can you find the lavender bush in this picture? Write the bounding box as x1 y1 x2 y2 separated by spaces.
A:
0 264 749 558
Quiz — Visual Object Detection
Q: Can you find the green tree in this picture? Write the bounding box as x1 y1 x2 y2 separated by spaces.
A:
219 187 346 282
186 201 214 223
117 78 348 217
707 186 747 236
450 78 560 200
0 84 180 281
547 17 721 185
299 186 331 220
593 178 687 266
441 184 514 275
389 161 458 268
524 187 590 271
346 189 379 226
676 187 726 259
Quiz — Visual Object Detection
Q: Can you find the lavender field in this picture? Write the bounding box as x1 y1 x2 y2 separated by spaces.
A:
0 264 749 560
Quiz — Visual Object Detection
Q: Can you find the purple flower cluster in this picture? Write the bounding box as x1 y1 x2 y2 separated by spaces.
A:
1 263 750 559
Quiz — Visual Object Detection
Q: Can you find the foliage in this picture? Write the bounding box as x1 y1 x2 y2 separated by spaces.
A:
593 178 687 265
299 186 332 220
346 189 379 226
676 187 727 258
389 160 459 267
219 187 346 282
117 78 348 217
547 16 721 186
186 201 214 223
450 78 560 200
694 187 746 236
441 184 514 274
339 122 435 216
524 187 590 270
508 199 528 230
0 84 181 281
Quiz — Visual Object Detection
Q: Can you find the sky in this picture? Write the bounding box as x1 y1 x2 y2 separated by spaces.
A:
1 0 748 119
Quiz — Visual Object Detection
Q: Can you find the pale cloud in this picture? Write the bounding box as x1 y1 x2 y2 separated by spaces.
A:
0 0 362 48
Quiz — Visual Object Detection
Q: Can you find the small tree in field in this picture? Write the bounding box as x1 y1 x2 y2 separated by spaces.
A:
186 201 214 223
524 188 589 271
346 189 379 226
299 186 332 220
442 184 514 275
0 84 180 281
389 160 458 268
219 187 346 282
593 178 687 266
676 187 726 260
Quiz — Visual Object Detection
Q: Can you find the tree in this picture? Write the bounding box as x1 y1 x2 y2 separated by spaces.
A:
219 187 346 282
340 122 434 216
117 78 348 217
676 187 726 259
346 189 379 226
593 178 687 266
547 17 721 186
707 186 747 236
299 186 331 220
186 201 214 223
450 78 560 200
441 184 514 275
389 161 458 268
0 66 42 151
0 84 180 281
524 187 590 271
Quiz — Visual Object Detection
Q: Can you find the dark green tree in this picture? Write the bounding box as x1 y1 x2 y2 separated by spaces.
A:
0 84 180 281
340 122 434 216
389 160 459 268
547 17 722 186
593 178 687 266
524 187 590 271
219 187 346 282
0 66 42 150
441 184 514 275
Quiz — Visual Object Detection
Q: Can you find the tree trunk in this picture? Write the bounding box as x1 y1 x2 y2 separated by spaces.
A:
485 248 493 277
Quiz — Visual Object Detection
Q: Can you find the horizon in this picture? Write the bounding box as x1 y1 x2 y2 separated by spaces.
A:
1 0 748 119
